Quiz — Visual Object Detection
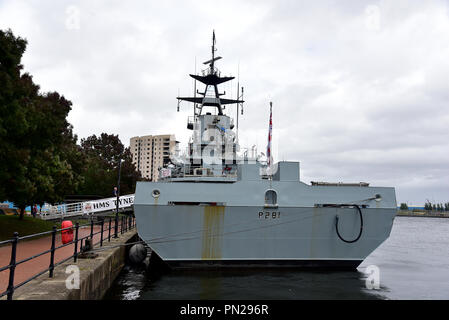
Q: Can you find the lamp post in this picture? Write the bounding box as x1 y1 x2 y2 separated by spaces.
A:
114 158 122 238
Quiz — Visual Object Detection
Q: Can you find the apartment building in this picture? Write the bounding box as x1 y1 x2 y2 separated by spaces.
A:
130 134 176 181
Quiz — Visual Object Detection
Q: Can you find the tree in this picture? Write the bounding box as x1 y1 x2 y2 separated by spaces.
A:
0 29 36 205
77 133 141 197
0 29 83 219
400 203 408 211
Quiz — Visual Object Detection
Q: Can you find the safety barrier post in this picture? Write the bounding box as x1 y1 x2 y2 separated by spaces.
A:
114 214 119 239
100 219 104 247
108 217 111 242
74 222 79 262
49 226 57 277
7 232 19 300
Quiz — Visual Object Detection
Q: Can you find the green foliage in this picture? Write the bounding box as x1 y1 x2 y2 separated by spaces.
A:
0 29 83 218
400 203 408 210
77 133 141 197
1 29 141 220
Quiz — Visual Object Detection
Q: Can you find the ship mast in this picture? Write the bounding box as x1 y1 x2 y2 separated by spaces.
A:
177 30 244 118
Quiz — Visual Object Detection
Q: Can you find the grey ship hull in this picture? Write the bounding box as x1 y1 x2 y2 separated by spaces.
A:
134 164 397 270
135 205 395 270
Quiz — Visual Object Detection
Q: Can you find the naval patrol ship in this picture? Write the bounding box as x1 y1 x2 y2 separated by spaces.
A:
133 32 397 270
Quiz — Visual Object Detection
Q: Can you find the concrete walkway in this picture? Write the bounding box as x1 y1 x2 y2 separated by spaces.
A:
0 222 120 295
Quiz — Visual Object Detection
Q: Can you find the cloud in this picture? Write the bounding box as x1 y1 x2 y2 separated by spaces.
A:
1 0 448 205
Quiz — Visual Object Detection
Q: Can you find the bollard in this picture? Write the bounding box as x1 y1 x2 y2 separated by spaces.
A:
49 226 57 278
7 232 19 300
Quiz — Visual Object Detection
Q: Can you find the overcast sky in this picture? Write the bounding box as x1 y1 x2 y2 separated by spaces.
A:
1 0 448 205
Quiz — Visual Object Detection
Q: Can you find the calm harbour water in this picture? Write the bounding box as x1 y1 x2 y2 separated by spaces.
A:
104 216 449 300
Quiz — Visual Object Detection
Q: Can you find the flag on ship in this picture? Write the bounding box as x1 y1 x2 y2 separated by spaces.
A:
267 102 273 170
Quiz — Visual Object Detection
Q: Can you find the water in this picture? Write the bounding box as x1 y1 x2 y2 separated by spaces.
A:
104 217 449 300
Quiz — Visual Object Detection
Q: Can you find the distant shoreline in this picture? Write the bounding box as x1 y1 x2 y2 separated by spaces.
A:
396 210 449 218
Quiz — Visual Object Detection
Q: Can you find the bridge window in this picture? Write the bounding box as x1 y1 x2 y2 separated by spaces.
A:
265 189 278 207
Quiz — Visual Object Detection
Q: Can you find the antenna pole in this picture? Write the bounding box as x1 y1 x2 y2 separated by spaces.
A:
236 64 240 142
177 88 180 112
236 86 239 141
241 87 244 115
194 56 197 120
211 30 216 73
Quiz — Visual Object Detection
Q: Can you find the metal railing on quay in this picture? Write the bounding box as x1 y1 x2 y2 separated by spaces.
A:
0 214 137 300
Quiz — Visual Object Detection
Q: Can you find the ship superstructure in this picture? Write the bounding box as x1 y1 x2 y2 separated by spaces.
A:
166 31 247 182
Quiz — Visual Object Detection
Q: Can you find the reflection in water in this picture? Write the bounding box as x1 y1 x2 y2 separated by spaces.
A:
104 217 449 300
105 265 388 300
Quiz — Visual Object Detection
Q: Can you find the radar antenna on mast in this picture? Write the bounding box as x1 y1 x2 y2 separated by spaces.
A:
176 31 244 118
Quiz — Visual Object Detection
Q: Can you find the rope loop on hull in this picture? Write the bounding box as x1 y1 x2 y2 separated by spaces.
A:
335 204 363 244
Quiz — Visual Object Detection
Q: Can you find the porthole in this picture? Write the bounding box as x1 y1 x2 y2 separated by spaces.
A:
152 189 160 198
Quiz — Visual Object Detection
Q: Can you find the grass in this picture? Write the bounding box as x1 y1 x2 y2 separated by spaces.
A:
0 215 59 242
0 212 133 242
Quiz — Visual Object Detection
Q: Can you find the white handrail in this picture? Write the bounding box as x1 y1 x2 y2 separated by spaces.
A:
39 194 135 220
